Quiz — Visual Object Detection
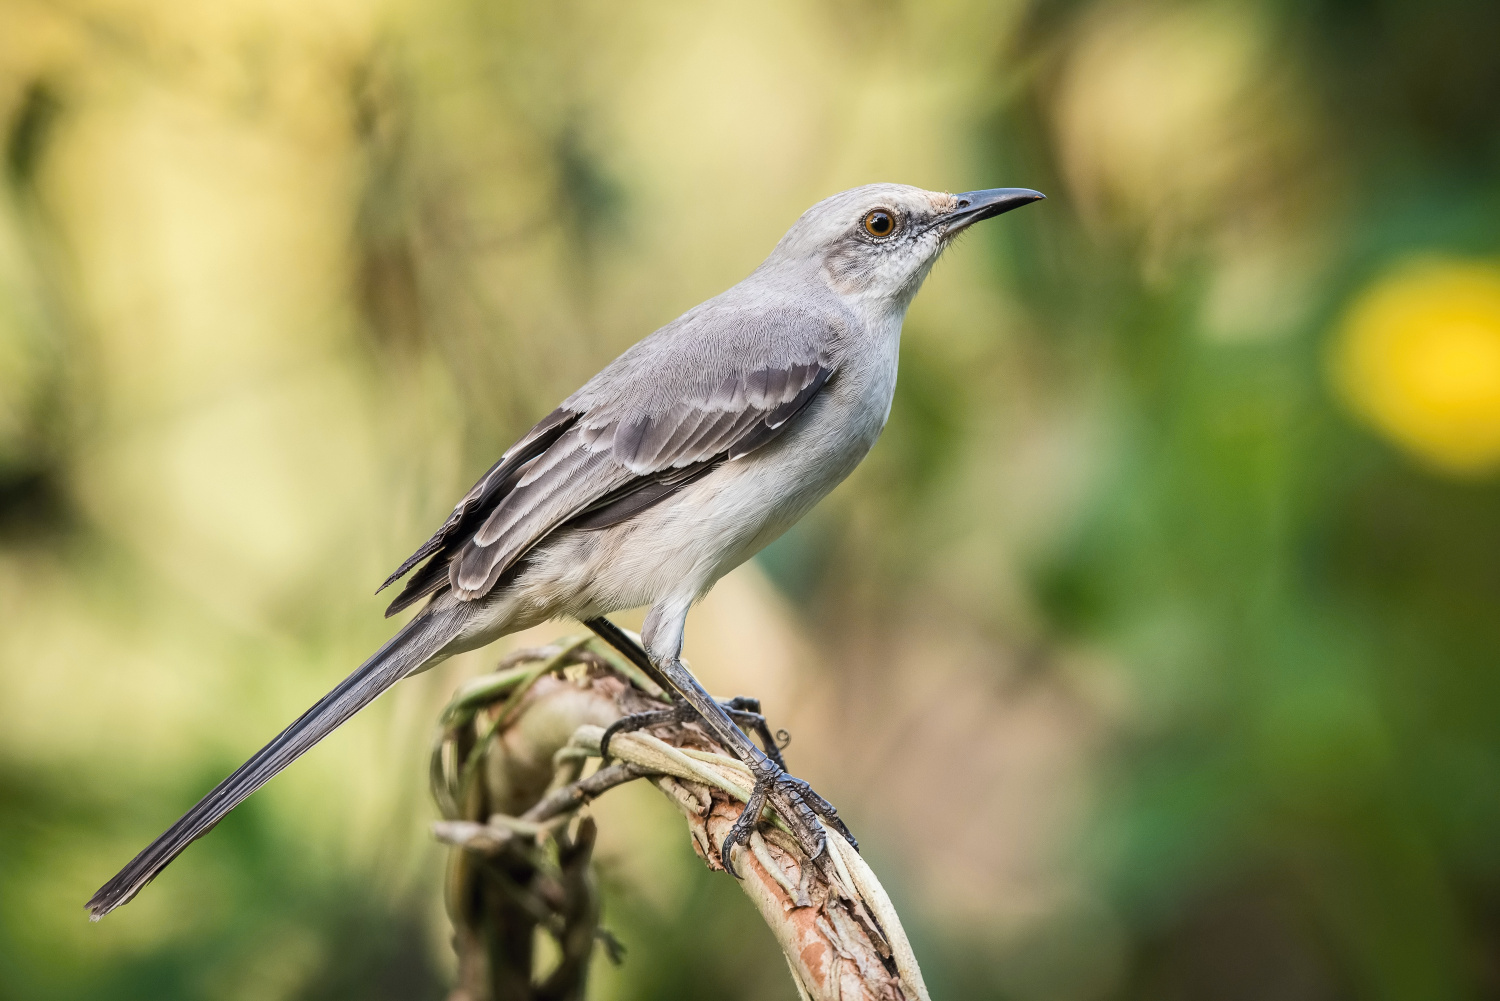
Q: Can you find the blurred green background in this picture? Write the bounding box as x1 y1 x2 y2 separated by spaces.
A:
3 0 1500 998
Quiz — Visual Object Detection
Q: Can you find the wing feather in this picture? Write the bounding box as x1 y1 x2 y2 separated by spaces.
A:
651 406 715 463
728 364 832 459
457 438 629 593
379 305 849 612
378 407 576 593
685 405 764 458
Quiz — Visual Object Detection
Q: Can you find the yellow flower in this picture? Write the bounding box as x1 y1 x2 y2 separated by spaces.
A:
1333 257 1500 475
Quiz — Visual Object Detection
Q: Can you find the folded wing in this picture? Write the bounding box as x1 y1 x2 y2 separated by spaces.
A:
380 306 844 615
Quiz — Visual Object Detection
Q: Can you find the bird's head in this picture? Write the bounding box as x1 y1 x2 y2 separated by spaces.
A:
768 183 1044 306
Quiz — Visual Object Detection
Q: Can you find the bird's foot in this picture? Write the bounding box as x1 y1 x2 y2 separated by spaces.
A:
596 685 852 877
600 696 788 769
720 754 856 877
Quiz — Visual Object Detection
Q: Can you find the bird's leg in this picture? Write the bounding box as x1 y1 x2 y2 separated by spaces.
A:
585 614 851 871
652 655 855 877
719 695 789 772
585 618 787 769
583 616 678 698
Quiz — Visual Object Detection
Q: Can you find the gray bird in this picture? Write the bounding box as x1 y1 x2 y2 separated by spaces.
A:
87 182 1043 918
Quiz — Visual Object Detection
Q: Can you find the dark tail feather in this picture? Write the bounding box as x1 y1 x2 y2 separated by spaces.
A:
86 604 460 920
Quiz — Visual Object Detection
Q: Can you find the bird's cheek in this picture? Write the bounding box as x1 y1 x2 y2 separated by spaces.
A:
822 253 874 296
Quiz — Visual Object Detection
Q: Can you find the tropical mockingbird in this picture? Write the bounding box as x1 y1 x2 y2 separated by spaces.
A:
88 182 1043 918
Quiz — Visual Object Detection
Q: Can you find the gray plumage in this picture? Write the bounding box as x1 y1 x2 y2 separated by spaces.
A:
87 182 1042 919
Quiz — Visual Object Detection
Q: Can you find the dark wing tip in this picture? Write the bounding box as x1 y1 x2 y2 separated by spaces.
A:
377 408 581 595
383 561 450 617
377 546 430 594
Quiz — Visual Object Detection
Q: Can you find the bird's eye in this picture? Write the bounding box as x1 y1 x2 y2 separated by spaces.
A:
862 209 897 238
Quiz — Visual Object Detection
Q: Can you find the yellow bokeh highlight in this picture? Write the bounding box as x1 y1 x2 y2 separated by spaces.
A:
1334 257 1500 475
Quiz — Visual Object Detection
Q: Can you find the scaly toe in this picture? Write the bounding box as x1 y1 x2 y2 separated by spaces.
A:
721 780 770 876
781 774 857 851
599 704 694 759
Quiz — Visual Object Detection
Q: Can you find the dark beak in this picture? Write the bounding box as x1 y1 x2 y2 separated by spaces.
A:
943 187 1045 234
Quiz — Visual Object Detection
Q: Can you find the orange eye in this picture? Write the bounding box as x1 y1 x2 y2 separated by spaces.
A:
862 209 897 238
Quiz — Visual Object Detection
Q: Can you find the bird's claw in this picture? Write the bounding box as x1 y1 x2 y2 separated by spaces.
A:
781 772 857 851
721 777 775 875
597 690 852 878
719 757 853 878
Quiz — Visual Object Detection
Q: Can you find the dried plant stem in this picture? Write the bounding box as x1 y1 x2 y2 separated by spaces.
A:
431 638 930 1001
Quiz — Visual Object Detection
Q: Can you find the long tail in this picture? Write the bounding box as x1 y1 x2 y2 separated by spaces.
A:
86 602 462 920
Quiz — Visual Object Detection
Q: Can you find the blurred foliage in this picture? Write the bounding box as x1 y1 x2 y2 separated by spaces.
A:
1 0 1498 999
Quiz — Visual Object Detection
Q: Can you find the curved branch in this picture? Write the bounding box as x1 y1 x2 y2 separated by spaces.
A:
431 637 930 1001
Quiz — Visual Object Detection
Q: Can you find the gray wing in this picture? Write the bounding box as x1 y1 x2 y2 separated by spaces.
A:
379 305 844 614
